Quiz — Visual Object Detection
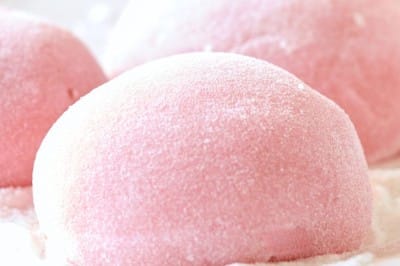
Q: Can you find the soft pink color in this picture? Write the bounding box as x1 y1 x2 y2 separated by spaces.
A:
33 53 371 265
0 10 107 187
0 187 32 210
105 0 400 163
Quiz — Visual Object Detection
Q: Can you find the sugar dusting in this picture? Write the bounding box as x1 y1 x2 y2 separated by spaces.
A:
0 1 399 264
0 187 44 265
233 163 400 266
0 163 399 265
353 12 366 28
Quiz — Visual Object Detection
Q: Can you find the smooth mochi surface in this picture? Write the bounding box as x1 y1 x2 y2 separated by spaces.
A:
105 0 400 163
0 10 107 187
33 53 372 265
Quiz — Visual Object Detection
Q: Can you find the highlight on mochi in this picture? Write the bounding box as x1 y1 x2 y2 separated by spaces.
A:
33 53 372 265
105 0 400 163
0 9 107 187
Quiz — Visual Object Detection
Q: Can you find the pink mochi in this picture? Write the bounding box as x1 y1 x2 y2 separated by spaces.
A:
105 0 400 163
33 53 372 265
0 10 107 187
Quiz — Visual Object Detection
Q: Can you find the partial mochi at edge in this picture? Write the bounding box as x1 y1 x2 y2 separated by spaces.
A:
0 9 107 187
33 53 372 265
105 0 400 163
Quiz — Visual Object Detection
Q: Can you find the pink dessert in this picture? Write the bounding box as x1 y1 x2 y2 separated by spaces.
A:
105 0 400 163
33 53 372 265
0 10 107 187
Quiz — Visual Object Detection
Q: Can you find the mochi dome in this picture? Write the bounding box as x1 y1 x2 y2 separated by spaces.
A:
33 53 371 265
0 10 106 186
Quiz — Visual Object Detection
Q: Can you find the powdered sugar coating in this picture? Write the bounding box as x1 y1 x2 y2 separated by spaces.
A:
0 10 107 187
105 0 400 163
33 53 371 265
0 187 32 211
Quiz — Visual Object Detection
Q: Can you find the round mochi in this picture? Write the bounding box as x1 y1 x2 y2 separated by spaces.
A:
105 0 400 163
0 10 107 187
33 53 372 265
